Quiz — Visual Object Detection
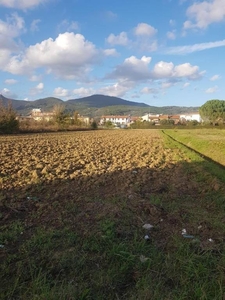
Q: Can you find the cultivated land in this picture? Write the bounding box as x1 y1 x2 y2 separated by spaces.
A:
1 129 225 299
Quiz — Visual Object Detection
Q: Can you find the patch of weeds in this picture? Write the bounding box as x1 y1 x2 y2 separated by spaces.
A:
63 201 81 215
0 220 24 245
149 195 163 206
51 200 60 209
100 219 116 240
166 241 225 300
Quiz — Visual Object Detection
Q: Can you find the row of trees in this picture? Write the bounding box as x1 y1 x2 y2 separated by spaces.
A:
0 102 98 134
52 104 98 129
1 99 225 134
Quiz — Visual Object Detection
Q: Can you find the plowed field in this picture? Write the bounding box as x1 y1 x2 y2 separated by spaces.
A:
1 130 225 299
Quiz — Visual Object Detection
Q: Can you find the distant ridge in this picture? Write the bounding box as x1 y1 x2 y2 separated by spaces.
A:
0 94 199 117
67 94 149 108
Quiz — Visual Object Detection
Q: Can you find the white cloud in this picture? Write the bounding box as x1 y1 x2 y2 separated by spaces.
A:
30 82 44 95
0 50 11 69
106 32 129 46
205 85 218 93
0 13 25 71
183 82 190 88
161 81 176 89
141 87 158 94
0 13 25 52
29 74 42 81
36 82 43 89
5 32 100 80
30 19 41 32
108 56 152 81
184 0 225 29
133 23 158 52
53 86 97 99
73 87 94 97
58 20 79 32
152 61 174 78
103 48 119 56
169 19 176 26
165 39 225 54
0 0 49 10
167 31 176 40
134 23 157 37
135 39 158 52
53 87 70 98
173 63 203 80
210 74 220 81
0 13 25 37
105 11 117 20
4 78 17 84
98 82 132 98
0 87 17 98
108 56 203 84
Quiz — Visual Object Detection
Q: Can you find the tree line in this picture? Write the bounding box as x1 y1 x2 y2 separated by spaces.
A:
1 99 225 134
0 102 97 134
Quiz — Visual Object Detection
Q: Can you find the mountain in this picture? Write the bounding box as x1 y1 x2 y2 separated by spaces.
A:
0 94 199 117
67 94 149 108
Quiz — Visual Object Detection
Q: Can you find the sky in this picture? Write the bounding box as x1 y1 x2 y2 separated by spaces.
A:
0 0 224 107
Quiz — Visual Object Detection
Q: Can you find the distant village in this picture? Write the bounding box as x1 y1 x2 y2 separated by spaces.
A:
18 108 202 127
100 112 201 127
18 108 90 125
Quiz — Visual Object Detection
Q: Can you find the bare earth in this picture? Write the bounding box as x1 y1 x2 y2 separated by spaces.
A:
1 130 224 248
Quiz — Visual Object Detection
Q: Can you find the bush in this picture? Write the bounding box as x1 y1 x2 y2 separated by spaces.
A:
130 120 155 129
90 120 98 130
159 119 175 125
0 101 19 134
53 104 71 130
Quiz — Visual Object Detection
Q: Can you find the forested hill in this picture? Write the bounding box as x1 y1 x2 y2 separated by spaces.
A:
67 94 149 108
0 94 199 117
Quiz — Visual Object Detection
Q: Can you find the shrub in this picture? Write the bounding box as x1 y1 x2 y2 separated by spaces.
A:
53 104 71 130
130 120 155 129
0 101 19 134
159 119 175 125
90 120 98 130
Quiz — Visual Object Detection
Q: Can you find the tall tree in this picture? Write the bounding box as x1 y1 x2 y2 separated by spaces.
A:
199 100 225 125
53 104 69 128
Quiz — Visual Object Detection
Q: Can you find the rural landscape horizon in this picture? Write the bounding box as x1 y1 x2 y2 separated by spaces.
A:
1 0 225 299
0 0 224 106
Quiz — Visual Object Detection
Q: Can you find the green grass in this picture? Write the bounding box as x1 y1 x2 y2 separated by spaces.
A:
163 128 225 167
1 218 224 299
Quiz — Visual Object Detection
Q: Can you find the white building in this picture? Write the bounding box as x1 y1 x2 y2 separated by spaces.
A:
100 115 131 125
141 113 160 122
179 113 202 123
31 108 54 121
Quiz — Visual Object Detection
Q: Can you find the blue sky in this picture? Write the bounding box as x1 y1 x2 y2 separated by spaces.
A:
0 0 224 107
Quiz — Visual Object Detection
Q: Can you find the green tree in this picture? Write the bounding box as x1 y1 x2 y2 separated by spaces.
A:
53 104 70 129
186 120 199 126
199 100 225 125
130 120 155 129
73 111 82 126
90 120 98 130
104 120 114 128
159 119 174 125
0 101 19 134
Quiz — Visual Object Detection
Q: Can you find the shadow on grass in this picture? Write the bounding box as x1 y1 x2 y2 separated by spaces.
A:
1 160 225 299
